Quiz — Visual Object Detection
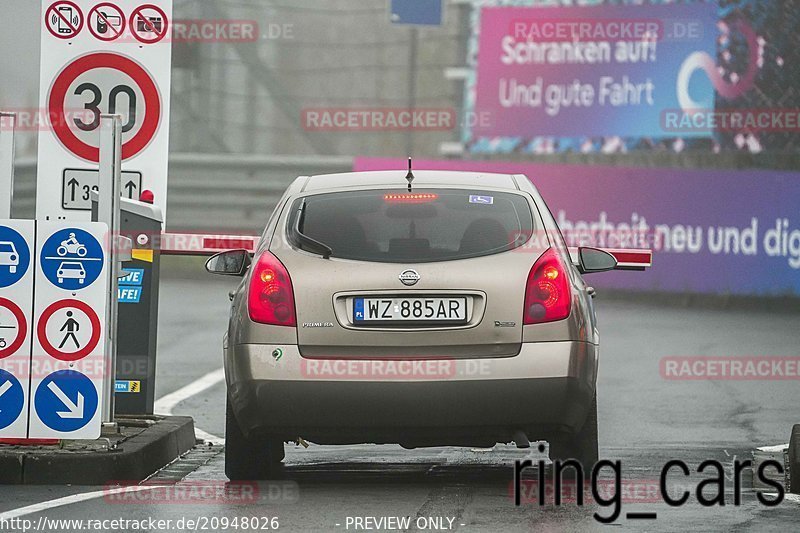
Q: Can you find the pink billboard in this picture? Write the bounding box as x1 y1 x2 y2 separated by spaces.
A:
354 157 800 296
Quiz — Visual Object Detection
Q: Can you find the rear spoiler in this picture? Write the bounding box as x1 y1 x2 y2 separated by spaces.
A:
568 247 652 271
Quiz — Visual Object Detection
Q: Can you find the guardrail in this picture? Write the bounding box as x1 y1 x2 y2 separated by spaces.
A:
12 153 354 232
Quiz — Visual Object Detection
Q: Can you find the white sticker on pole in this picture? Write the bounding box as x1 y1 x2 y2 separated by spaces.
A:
28 221 109 439
37 0 172 222
0 221 35 438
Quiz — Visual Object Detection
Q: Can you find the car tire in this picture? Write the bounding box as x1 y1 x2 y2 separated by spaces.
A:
225 399 285 481
549 393 599 474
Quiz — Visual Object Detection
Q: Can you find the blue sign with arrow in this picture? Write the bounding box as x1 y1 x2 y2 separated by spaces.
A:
40 228 104 290
34 370 98 433
0 370 24 430
0 225 30 288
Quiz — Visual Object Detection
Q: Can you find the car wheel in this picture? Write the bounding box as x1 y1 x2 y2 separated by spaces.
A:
549 393 599 474
225 399 285 481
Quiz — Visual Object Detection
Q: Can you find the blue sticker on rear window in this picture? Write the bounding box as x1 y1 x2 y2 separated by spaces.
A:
469 195 494 205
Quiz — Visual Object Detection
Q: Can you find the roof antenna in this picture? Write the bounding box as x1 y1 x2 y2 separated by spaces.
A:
405 157 415 192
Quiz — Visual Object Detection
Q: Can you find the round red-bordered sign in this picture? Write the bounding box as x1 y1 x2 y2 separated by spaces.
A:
48 52 161 162
45 1 84 40
37 299 101 362
129 4 169 44
88 3 126 42
0 298 27 360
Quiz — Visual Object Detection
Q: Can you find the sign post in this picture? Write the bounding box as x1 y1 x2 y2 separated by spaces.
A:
37 0 173 222
0 113 16 219
98 114 122 423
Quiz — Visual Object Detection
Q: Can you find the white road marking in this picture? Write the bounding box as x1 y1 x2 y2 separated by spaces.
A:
154 367 225 445
0 368 227 518
0 485 156 520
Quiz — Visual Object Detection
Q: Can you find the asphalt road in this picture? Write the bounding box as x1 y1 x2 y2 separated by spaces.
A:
1 269 799 532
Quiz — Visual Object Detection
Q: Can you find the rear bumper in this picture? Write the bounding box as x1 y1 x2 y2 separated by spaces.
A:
226 341 597 446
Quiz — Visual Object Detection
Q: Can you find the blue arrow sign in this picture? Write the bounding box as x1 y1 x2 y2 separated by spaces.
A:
40 228 104 290
0 226 30 288
34 370 98 432
0 370 24 430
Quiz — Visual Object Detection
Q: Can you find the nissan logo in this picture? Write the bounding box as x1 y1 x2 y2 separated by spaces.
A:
399 269 420 286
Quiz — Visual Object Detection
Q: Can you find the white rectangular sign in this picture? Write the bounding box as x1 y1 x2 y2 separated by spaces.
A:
37 0 173 222
0 221 35 438
28 221 109 439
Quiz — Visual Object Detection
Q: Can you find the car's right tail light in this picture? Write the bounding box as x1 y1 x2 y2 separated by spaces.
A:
523 248 571 324
248 252 296 326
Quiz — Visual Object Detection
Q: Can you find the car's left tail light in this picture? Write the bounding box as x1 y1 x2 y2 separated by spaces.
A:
248 252 296 326
523 248 571 324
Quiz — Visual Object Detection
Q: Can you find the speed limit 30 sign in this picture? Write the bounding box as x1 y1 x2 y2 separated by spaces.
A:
37 0 173 222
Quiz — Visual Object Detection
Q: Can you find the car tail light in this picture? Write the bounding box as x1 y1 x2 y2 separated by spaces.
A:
523 248 571 324
248 252 296 326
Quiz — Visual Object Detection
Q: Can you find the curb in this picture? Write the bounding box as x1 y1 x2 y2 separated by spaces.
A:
0 416 195 485
791 424 800 494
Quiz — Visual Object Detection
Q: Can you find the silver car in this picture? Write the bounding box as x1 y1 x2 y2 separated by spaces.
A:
206 170 647 480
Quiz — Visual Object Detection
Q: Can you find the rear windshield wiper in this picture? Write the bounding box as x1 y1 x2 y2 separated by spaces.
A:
290 200 333 259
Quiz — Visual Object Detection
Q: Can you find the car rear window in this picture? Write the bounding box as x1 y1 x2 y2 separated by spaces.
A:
287 188 537 263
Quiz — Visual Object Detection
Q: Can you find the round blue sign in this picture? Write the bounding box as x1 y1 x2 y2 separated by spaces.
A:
0 369 25 430
0 226 30 288
40 228 104 290
35 370 98 432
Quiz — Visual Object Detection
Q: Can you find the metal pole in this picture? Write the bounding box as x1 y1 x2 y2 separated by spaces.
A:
406 27 419 157
98 114 122 424
0 112 17 219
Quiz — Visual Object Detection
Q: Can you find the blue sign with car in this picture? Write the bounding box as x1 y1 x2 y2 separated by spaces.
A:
0 225 30 288
0 370 24 430
34 370 98 433
40 228 104 291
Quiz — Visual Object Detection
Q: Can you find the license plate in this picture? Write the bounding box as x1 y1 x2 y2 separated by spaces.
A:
353 297 467 323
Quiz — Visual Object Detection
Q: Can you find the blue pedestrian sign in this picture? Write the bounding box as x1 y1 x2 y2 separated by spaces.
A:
39 228 105 290
0 225 31 288
34 370 99 433
0 370 25 430
390 0 443 26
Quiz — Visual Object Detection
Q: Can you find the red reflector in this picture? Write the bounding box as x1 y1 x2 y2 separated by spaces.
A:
0 439 59 446
523 248 571 325
383 193 439 203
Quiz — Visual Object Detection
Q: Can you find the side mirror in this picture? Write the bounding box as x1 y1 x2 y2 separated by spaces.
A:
578 247 617 274
205 249 252 276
